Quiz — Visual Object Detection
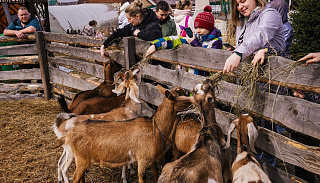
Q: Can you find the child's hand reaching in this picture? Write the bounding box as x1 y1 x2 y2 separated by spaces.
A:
252 48 268 66
146 45 156 57
186 32 196 44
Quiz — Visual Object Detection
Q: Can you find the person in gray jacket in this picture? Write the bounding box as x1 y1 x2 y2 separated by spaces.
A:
223 0 285 74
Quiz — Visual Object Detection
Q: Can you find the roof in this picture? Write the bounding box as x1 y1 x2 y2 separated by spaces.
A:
49 3 118 32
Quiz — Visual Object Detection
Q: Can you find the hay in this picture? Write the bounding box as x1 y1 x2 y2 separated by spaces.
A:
0 99 155 182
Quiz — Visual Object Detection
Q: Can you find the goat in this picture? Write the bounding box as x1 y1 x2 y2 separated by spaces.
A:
224 114 271 183
54 68 140 183
58 60 123 113
158 79 229 183
61 85 191 183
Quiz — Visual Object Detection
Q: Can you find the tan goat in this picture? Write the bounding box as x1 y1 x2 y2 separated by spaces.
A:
158 79 229 183
54 68 141 183
224 114 271 183
61 85 191 183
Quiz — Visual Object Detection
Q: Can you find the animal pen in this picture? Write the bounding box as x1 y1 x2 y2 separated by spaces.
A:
0 32 320 183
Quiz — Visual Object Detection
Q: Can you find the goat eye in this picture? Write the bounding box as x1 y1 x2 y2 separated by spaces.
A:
207 97 215 103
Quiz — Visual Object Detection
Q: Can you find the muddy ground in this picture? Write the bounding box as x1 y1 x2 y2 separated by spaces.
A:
0 99 155 183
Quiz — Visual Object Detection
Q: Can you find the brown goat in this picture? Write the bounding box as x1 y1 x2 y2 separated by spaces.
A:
61 85 191 183
54 68 141 183
58 60 123 113
158 79 229 183
224 114 271 183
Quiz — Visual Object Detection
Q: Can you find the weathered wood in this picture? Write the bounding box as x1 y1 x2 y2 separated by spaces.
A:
123 37 136 70
36 31 52 100
0 83 43 93
139 83 320 175
0 56 38 66
51 84 77 100
140 64 320 140
0 34 36 43
0 68 42 80
134 39 320 94
43 32 105 47
0 93 44 101
49 67 98 91
46 43 125 64
0 44 38 56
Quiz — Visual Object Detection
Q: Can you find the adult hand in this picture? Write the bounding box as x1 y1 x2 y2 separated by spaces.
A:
15 31 26 39
298 52 320 65
100 45 109 58
186 32 196 44
133 29 140 37
223 53 241 74
145 45 156 57
252 48 267 66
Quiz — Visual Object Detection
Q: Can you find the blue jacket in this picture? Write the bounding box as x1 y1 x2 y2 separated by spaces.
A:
6 18 41 31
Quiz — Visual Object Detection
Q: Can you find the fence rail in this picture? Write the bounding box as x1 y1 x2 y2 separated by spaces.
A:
1 32 319 183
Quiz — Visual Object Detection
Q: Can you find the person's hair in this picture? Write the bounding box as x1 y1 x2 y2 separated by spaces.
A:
231 0 266 25
176 0 192 10
156 1 170 12
18 6 29 13
125 0 148 18
89 20 97 26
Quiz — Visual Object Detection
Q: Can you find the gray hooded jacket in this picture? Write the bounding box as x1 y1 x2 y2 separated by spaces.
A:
235 4 285 60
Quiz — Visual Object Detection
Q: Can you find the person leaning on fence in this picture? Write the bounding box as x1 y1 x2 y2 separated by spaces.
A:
146 6 222 76
80 20 97 36
222 0 285 74
118 2 130 29
3 6 40 39
155 1 177 37
174 0 195 37
269 0 293 59
100 0 162 58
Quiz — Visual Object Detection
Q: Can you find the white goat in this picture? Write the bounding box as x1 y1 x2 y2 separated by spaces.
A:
224 114 271 183
54 68 141 183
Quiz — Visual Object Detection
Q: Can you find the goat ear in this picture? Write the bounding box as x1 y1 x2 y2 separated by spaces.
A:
247 122 259 154
129 83 141 103
112 81 126 96
157 85 167 95
223 120 237 149
165 90 175 101
95 60 105 65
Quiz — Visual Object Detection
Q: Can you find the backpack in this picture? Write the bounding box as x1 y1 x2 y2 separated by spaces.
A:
179 15 190 37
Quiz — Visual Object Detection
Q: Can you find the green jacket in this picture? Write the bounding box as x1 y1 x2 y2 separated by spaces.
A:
160 16 177 37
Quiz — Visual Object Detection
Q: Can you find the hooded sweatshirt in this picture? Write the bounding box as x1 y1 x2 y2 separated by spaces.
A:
103 8 162 47
174 9 195 36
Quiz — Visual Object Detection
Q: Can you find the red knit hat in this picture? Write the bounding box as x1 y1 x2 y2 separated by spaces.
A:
194 6 215 31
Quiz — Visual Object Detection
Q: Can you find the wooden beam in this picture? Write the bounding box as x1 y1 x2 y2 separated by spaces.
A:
140 64 320 140
0 44 37 56
49 67 98 91
36 31 51 100
0 34 36 43
123 37 136 70
43 32 105 47
51 83 77 100
0 93 44 101
0 56 38 66
0 68 42 81
0 83 43 93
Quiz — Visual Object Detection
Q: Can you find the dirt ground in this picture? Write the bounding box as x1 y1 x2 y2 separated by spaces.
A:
0 99 154 183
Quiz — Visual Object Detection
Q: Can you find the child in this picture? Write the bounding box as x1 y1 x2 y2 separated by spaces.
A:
146 6 222 75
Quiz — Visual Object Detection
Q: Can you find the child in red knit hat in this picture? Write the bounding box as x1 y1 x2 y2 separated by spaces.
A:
146 6 222 75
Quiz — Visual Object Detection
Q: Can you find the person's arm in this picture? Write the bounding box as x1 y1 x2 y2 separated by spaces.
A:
298 52 320 65
137 23 162 41
3 26 36 39
145 36 187 56
102 24 133 47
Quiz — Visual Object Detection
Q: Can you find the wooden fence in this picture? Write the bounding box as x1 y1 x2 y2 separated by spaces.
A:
1 32 320 183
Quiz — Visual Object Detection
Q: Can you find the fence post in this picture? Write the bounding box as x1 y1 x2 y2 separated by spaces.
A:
123 37 136 70
35 31 52 100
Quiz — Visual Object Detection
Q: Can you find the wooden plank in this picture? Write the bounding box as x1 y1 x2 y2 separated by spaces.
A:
0 44 37 56
140 64 320 140
123 37 136 70
0 34 36 43
0 56 38 66
0 93 44 101
49 67 98 91
51 84 77 100
36 31 51 100
0 68 42 81
134 39 320 93
0 83 43 93
139 83 320 175
46 43 125 64
43 32 105 47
